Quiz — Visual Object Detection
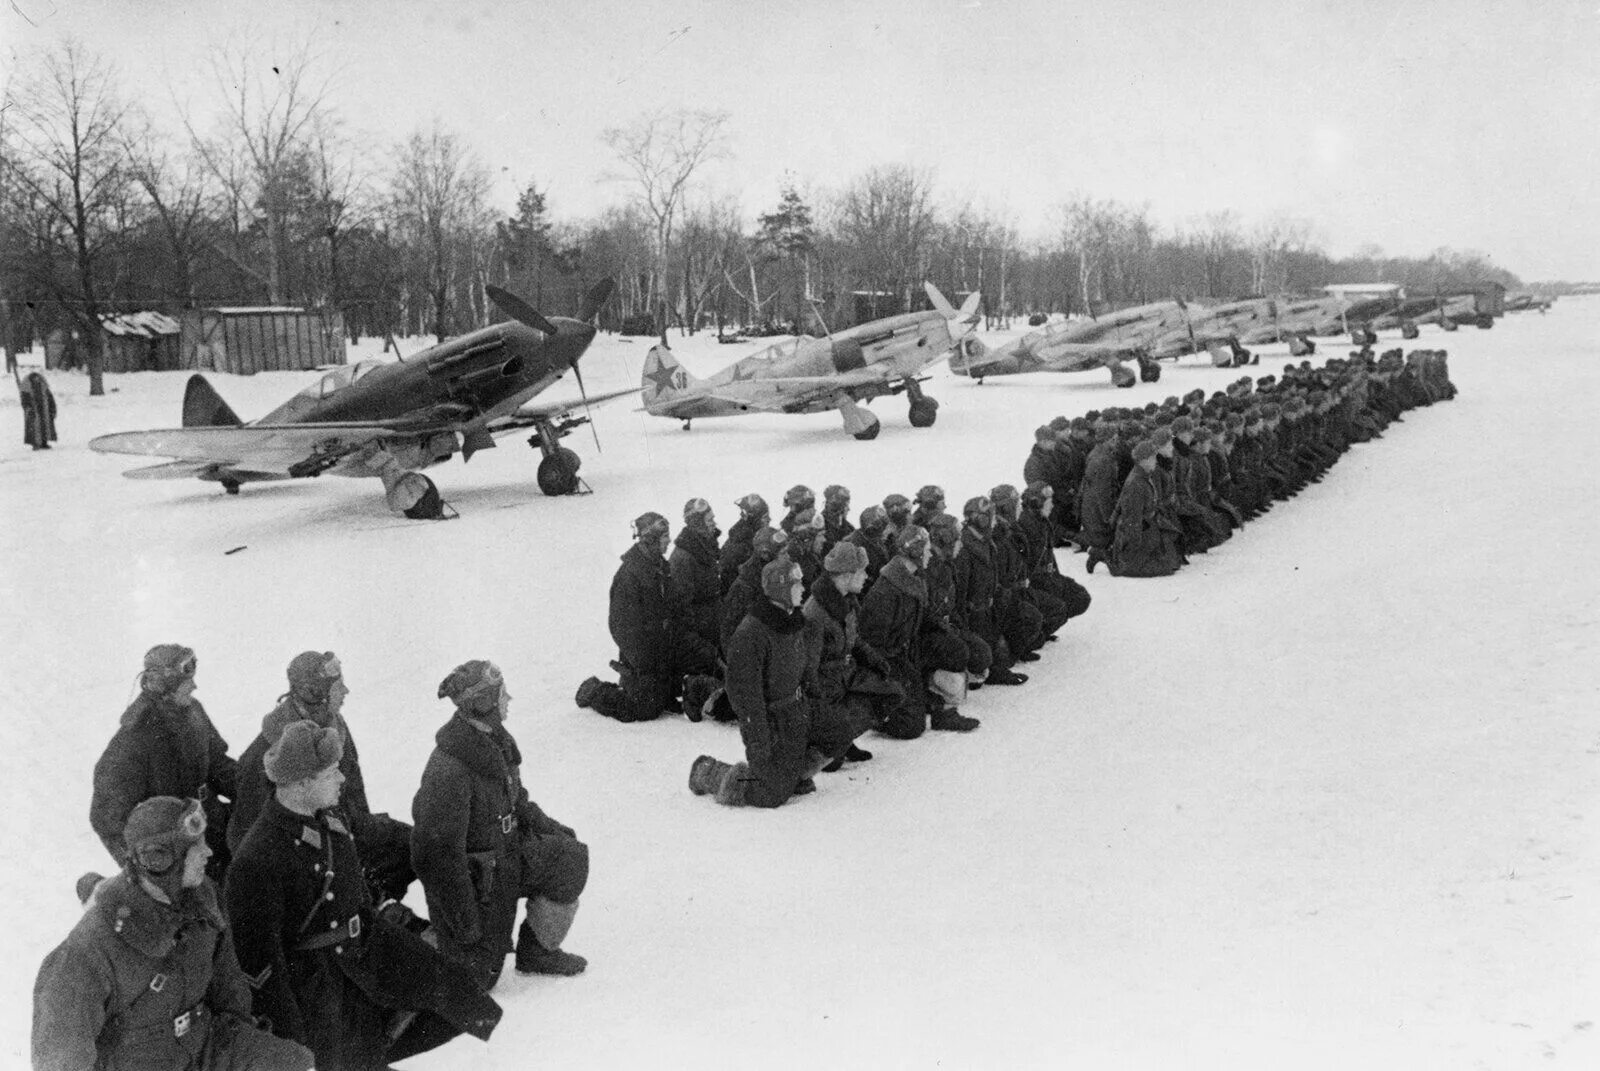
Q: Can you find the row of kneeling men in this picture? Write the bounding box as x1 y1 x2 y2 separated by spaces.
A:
35 646 584 1071
573 481 1093 807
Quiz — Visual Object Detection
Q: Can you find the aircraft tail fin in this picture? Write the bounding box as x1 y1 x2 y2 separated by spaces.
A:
182 375 243 428
641 344 699 407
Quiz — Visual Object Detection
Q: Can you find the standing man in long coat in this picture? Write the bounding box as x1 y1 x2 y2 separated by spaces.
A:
20 369 58 449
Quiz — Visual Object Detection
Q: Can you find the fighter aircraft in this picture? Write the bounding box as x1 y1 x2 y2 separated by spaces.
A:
1236 293 1402 352
90 280 630 518
639 283 983 439
951 300 1187 387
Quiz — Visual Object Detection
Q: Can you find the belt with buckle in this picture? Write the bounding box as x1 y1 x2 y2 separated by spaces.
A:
499 813 517 836
173 1002 205 1038
293 913 362 953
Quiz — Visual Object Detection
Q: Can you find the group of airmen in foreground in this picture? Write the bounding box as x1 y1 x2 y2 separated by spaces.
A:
30 346 1456 1069
35 646 587 1070
1022 347 1457 577
573 480 1093 807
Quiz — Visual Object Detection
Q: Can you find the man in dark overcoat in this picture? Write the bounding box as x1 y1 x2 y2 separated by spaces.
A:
414 664 590 987
689 559 827 806
20 369 58 449
91 645 237 880
1077 422 1122 573
801 541 895 767
953 499 1029 686
229 721 501 1069
670 497 724 652
576 512 717 722
1109 441 1183 578
719 493 769 594
227 651 414 903
857 526 934 738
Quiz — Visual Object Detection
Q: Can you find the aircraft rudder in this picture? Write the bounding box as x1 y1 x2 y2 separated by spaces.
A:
182 374 243 428
641 343 699 406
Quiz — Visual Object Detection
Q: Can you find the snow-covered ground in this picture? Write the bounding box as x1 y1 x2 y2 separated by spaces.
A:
3 302 1597 1069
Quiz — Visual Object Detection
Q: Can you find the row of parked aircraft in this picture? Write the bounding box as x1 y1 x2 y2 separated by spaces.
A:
88 280 1504 518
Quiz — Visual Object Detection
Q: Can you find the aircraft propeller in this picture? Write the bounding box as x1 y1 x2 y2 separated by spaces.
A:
487 278 617 453
485 284 559 335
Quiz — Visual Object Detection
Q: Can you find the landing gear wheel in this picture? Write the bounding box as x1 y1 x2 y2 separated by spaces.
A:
221 479 241 496
1137 356 1161 382
908 399 938 428
852 416 882 441
1476 314 1494 329
537 446 581 495
1111 364 1137 389
388 472 445 519
1401 323 1420 340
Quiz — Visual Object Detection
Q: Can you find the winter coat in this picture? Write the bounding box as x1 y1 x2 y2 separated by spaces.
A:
1021 444 1063 492
857 556 927 662
1018 509 1059 577
725 598 813 807
718 515 761 595
21 371 58 447
1076 441 1121 548
228 797 498 1069
412 715 571 964
801 582 889 709
991 517 1031 593
33 874 279 1071
953 527 998 618
1110 467 1182 578
670 526 723 644
91 695 238 863
721 552 769 650
608 542 676 673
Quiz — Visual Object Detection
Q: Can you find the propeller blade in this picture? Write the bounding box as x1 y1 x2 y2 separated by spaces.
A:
923 281 957 318
570 360 602 453
578 277 616 323
486 285 558 335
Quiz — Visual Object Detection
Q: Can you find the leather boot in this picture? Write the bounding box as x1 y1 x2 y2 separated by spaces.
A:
689 755 731 796
515 898 587 976
929 706 980 732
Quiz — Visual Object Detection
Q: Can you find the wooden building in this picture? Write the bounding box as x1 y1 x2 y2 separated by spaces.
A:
99 312 183 372
179 306 346 374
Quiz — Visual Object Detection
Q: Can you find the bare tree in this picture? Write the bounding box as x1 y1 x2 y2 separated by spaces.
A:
1249 214 1315 295
389 122 492 341
3 40 135 394
830 164 937 315
676 194 744 333
601 108 729 331
122 116 213 307
186 37 333 303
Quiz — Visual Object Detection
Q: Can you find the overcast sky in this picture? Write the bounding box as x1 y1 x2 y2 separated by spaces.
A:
5 0 1598 280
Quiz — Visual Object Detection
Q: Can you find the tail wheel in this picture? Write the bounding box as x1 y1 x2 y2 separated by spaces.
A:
1138 357 1161 382
908 399 938 428
537 447 581 495
853 416 882 441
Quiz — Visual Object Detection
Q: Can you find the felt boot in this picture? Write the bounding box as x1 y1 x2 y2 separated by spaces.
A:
515 897 587 976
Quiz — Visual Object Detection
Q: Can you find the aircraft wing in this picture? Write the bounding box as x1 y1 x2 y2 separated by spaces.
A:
506 385 640 421
90 423 415 473
691 368 891 411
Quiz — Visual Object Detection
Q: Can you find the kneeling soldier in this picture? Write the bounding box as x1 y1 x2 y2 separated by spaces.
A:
34 797 313 1071
415 662 591 988
227 721 501 1070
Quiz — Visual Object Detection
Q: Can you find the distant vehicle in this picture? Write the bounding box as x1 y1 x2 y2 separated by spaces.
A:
89 281 632 518
640 283 982 439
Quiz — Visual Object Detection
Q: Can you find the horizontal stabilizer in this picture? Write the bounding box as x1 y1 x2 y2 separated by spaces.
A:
183 375 243 428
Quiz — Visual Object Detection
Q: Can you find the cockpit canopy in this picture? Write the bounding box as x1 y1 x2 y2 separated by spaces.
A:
293 360 383 402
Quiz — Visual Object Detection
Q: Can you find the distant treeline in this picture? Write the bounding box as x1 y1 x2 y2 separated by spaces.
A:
1 38 1524 393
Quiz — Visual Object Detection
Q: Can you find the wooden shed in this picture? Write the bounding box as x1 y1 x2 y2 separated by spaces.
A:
179 306 346 374
99 312 183 372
